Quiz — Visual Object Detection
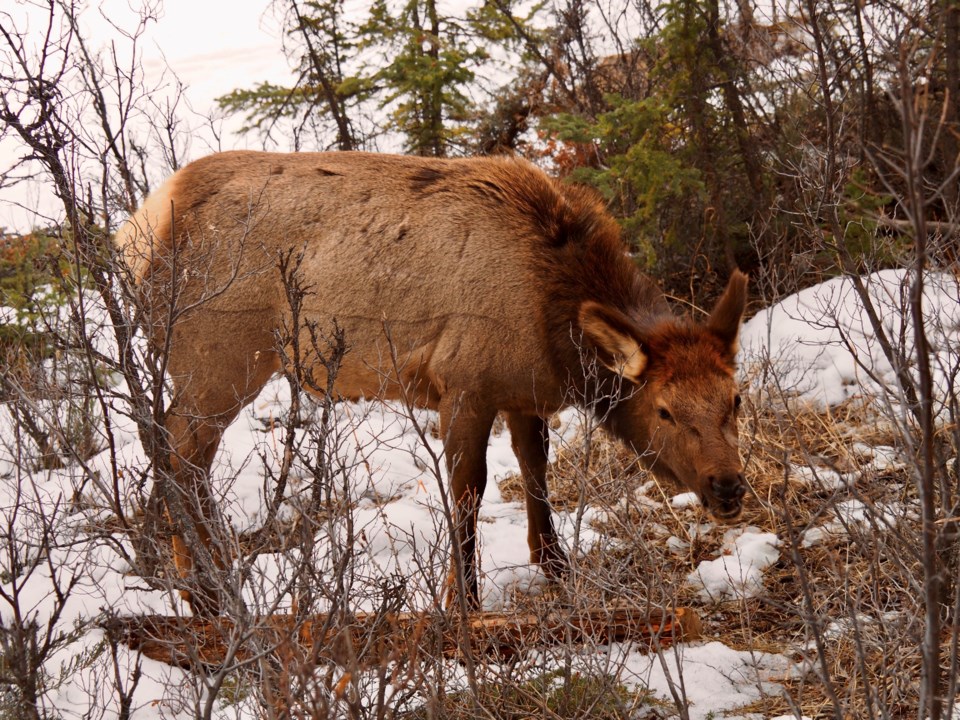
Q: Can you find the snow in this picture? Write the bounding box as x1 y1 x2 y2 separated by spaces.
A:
0 364 801 717
2 268 952 717
622 641 793 720
670 491 700 508
851 443 904 472
740 268 960 411
687 527 781 602
788 464 850 491
800 498 907 549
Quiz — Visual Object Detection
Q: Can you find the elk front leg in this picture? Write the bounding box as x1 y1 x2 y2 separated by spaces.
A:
506 412 567 578
440 395 496 610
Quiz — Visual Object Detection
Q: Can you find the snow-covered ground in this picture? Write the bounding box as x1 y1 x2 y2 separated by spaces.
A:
740 268 960 410
1 269 956 718
1 382 792 719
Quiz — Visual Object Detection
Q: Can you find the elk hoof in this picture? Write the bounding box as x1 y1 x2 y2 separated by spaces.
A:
533 541 569 580
443 566 480 612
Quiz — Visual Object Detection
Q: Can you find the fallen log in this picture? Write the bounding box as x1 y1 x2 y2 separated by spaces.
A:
105 606 701 669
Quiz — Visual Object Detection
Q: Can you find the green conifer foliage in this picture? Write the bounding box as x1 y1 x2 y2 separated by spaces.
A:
219 0 535 156
541 0 766 280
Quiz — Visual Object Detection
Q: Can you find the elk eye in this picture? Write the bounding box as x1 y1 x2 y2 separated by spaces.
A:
657 407 673 422
734 394 742 412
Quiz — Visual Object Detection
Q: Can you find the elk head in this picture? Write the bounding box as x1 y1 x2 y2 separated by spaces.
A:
580 271 749 519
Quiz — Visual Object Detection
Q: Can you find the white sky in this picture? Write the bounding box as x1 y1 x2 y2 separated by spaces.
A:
127 0 297 117
1 0 295 231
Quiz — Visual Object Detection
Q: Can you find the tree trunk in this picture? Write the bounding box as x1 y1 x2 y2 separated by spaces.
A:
107 606 701 668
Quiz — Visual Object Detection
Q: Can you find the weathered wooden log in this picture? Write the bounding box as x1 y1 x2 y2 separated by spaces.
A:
104 606 701 669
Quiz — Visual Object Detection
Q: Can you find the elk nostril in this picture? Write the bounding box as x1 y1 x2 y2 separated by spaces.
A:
711 474 746 501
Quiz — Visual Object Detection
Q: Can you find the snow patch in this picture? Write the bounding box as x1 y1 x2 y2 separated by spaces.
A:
790 464 850 490
623 640 792 720
801 499 906 548
852 443 904 472
670 491 700 508
688 527 781 601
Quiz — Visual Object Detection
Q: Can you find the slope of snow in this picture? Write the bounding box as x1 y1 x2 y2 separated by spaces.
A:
740 269 960 409
0 372 798 718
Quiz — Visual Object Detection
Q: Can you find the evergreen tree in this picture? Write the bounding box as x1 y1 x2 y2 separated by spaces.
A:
361 0 476 156
218 0 366 150
540 0 768 280
219 0 536 156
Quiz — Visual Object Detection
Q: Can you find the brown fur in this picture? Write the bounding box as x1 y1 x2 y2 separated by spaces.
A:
116 150 748 612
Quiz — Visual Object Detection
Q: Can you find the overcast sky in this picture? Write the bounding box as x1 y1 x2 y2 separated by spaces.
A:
127 0 292 119
1 0 296 231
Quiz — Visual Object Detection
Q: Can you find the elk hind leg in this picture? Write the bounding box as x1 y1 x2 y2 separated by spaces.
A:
440 394 496 610
162 337 280 614
163 410 237 615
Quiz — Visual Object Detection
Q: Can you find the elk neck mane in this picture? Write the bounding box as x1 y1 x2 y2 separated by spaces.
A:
479 160 736 392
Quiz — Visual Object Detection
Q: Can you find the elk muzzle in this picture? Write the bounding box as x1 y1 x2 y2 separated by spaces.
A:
703 472 747 520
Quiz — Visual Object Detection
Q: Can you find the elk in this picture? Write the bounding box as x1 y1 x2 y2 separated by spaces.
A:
116 151 748 614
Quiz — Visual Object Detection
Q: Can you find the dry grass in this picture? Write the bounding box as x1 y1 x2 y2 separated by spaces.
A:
498 425 642 512
398 668 669 719
495 391 946 719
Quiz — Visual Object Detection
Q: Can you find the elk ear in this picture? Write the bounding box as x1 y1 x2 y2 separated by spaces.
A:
707 269 749 354
579 301 647 382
